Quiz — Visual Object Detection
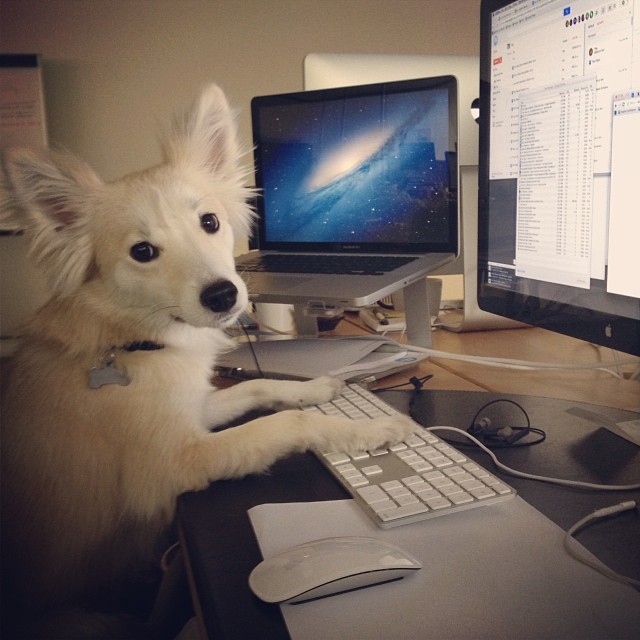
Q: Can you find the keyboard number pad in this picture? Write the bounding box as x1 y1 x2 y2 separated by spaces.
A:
323 428 514 524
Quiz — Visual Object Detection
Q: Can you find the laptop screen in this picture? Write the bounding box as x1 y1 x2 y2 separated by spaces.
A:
251 76 459 254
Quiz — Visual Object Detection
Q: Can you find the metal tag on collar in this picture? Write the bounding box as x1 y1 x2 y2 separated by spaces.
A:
89 351 130 389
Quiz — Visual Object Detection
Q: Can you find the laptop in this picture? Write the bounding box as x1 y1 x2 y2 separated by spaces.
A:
236 76 459 309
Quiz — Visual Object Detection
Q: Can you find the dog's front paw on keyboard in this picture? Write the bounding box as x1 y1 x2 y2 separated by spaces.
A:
301 376 346 405
341 415 416 454
270 376 345 411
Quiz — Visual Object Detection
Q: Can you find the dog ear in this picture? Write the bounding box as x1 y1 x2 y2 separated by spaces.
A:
164 84 256 237
165 84 244 178
2 148 101 295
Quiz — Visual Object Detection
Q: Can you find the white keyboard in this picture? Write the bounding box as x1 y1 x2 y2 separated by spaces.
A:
305 384 516 529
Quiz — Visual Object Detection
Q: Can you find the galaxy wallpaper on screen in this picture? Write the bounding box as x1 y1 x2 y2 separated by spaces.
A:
256 88 454 245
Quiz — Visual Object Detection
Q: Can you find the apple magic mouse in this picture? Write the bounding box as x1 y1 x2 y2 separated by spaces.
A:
248 535 422 604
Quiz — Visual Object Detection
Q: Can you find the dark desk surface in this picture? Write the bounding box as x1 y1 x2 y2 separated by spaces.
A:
178 389 640 640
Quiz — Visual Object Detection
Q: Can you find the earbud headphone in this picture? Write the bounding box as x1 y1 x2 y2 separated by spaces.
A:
468 417 531 445
467 399 546 448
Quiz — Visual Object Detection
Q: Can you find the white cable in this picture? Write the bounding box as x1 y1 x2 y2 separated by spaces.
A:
426 426 640 491
405 344 638 379
564 501 640 590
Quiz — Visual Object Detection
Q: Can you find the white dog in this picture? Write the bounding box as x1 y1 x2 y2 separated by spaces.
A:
0 85 414 637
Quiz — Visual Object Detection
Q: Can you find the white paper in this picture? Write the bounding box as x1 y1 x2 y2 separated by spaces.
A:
218 336 425 380
0 65 47 149
609 419 640 446
248 498 640 640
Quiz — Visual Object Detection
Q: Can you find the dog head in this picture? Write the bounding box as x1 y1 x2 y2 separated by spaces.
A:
2 84 254 333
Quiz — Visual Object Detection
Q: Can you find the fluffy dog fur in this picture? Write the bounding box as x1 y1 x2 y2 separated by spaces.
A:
0 85 414 637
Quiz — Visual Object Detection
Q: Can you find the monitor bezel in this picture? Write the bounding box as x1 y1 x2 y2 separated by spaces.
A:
477 0 640 357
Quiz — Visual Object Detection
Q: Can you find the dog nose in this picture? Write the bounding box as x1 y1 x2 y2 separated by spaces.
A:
200 280 238 313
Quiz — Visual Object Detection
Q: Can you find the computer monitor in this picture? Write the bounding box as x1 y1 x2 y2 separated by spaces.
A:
478 0 640 356
304 53 521 331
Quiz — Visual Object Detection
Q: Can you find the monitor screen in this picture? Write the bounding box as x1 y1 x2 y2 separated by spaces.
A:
478 0 640 356
252 76 458 253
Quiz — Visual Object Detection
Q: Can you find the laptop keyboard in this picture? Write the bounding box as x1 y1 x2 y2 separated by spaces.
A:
305 384 517 529
236 253 417 275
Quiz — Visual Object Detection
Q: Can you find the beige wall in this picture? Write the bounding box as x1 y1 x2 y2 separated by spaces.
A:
1 0 479 338
2 0 481 181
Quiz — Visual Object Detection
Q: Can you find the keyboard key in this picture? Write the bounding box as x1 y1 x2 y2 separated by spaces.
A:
430 476 454 489
357 486 388 504
423 470 446 482
346 475 369 487
387 486 411 498
370 499 399 513
409 460 434 473
396 494 420 506
324 452 351 465
460 478 484 491
490 481 513 495
425 496 452 510
378 503 430 522
469 486 497 499
340 469 364 480
440 484 464 497
405 435 427 447
413 487 441 501
361 465 383 476
450 492 474 505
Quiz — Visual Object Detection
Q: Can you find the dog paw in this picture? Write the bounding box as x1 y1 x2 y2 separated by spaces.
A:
358 414 417 451
300 376 345 405
271 376 345 410
321 414 417 454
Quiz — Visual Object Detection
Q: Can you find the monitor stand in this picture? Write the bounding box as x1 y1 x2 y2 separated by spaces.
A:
292 278 433 348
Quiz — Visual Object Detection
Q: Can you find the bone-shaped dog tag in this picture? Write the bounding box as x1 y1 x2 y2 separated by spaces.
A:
89 361 130 389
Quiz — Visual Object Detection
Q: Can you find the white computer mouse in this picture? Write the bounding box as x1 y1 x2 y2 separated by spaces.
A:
248 535 422 604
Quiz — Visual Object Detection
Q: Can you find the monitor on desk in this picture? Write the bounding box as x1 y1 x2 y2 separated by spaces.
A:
478 0 640 356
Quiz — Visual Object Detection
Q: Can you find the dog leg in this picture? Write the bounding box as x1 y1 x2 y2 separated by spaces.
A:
206 376 344 428
182 409 416 484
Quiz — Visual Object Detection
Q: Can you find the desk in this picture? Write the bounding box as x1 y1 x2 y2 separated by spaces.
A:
178 323 640 639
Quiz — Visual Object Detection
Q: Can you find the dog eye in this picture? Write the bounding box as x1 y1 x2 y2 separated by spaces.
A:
200 212 220 234
130 242 159 263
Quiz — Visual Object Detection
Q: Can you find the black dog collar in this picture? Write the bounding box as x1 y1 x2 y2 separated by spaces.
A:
123 341 165 352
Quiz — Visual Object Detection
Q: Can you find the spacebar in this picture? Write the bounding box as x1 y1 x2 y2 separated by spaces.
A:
377 503 429 522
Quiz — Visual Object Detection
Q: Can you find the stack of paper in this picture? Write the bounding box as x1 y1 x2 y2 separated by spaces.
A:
217 336 427 381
